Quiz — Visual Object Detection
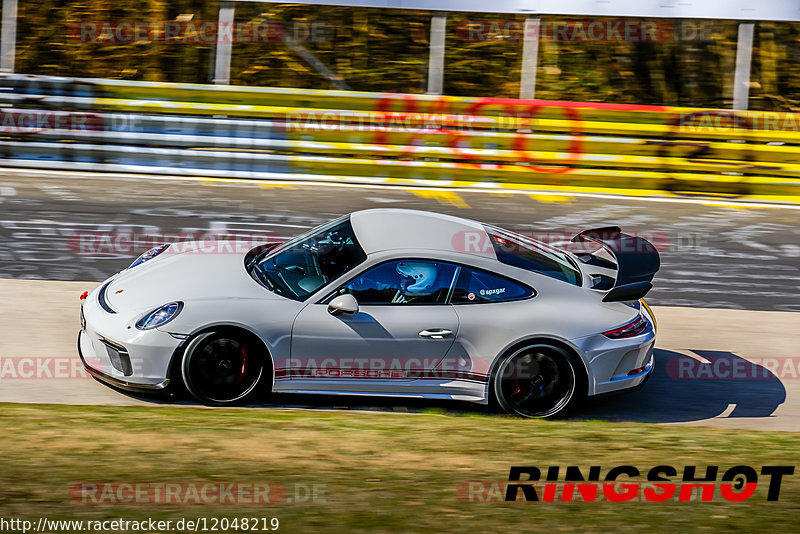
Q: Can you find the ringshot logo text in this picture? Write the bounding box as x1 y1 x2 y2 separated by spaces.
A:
457 465 794 503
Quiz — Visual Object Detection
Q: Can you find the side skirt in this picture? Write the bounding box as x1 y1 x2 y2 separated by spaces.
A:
272 378 488 404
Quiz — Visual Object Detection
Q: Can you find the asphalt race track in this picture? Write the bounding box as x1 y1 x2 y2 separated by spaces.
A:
1 168 798 428
2 169 799 312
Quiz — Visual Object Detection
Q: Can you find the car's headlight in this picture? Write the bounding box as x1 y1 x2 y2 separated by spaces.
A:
135 302 183 330
129 244 169 269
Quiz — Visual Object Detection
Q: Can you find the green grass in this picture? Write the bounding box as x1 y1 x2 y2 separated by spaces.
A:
0 403 798 533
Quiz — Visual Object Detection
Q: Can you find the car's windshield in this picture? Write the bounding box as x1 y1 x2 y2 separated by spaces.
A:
484 225 581 286
247 216 367 301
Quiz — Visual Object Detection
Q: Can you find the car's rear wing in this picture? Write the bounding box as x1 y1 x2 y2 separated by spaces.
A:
571 226 660 302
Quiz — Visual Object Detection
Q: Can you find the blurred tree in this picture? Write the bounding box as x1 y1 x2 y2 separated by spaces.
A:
10 2 800 109
16 0 219 82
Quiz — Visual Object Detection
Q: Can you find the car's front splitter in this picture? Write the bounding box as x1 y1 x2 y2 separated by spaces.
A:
78 330 171 394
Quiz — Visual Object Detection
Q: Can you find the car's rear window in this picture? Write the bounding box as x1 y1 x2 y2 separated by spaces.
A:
451 267 535 304
484 226 581 286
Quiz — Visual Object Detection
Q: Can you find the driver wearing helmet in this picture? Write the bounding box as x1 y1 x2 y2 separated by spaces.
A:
392 261 439 303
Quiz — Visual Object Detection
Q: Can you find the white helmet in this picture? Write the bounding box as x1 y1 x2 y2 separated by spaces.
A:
396 261 438 296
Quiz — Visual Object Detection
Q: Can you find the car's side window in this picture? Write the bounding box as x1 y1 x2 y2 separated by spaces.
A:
451 268 534 304
337 260 459 305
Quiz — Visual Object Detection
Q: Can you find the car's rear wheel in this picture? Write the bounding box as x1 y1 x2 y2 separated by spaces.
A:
492 343 583 418
181 330 267 406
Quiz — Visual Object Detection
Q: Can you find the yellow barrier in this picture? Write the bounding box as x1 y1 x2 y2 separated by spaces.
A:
3 76 800 200
94 79 800 127
87 90 800 193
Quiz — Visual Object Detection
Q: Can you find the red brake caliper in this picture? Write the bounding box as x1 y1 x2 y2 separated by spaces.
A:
237 346 248 384
512 377 522 396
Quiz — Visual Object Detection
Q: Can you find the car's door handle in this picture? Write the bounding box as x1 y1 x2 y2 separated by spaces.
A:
419 329 453 339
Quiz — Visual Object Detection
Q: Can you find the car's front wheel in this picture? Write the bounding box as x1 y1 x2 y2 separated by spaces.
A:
492 343 583 418
181 330 267 406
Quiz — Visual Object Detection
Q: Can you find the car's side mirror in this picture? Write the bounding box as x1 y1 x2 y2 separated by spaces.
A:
328 294 359 316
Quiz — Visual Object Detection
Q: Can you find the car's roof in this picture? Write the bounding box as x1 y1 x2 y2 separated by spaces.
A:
350 209 487 256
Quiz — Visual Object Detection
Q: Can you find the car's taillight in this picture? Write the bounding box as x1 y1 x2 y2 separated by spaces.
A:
603 315 648 339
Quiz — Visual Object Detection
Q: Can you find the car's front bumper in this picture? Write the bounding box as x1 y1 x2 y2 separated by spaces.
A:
78 331 171 393
78 283 182 393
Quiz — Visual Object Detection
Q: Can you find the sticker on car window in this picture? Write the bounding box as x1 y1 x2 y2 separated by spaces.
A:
480 288 506 297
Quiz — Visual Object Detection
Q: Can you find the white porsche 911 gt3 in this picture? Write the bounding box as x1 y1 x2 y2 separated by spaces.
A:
79 209 659 418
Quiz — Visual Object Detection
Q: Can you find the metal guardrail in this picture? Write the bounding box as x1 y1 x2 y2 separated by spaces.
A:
1 74 799 198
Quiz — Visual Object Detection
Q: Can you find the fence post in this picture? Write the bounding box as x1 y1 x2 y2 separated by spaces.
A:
733 22 755 111
1 0 18 73
427 13 447 95
519 17 540 100
214 2 235 85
